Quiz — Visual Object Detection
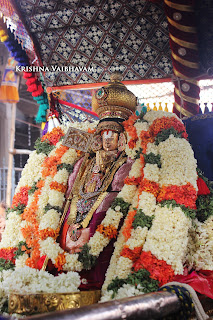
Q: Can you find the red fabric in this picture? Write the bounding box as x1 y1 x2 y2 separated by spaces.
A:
37 255 46 270
174 270 213 299
59 220 69 250
197 177 210 195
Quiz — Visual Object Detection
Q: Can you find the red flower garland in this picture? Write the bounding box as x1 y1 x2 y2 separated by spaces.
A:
0 247 17 263
139 179 160 198
197 177 210 196
133 251 175 286
41 127 65 146
157 183 197 209
120 246 142 262
149 117 188 139
12 186 30 208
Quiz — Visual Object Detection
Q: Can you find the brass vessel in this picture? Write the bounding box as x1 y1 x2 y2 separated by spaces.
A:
9 290 101 315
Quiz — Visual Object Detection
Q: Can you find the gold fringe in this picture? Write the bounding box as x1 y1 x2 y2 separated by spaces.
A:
173 69 198 82
174 102 194 117
172 52 199 69
165 0 194 12
175 87 199 104
167 17 196 33
170 34 197 50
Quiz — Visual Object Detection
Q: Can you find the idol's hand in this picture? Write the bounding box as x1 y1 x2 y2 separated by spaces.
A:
65 225 90 254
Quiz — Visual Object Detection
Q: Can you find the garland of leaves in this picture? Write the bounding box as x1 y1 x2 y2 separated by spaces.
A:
159 200 196 220
143 153 161 168
132 209 154 230
111 198 131 217
107 269 159 298
155 127 183 145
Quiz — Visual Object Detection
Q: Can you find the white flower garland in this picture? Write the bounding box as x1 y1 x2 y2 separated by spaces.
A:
186 216 213 271
0 267 80 296
102 110 198 301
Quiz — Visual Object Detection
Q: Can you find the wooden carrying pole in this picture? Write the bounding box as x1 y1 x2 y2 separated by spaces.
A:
6 102 16 207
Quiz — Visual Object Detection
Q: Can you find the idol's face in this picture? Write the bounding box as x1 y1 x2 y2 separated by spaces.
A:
102 130 119 151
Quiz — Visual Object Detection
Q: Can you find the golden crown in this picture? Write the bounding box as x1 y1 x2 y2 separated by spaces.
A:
92 72 137 121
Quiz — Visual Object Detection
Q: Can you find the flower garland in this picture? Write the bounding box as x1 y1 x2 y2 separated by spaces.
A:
1 113 212 306
0 122 98 311
101 110 198 301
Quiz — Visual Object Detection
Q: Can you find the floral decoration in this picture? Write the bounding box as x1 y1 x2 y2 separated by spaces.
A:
101 110 199 300
0 111 212 307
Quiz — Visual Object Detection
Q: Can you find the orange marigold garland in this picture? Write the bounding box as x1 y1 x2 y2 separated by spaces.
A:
11 186 31 208
139 179 159 198
41 127 65 145
54 252 66 271
39 228 60 241
149 117 188 139
157 183 197 209
139 130 154 153
124 176 141 186
122 210 137 241
21 180 45 268
49 181 67 193
120 246 142 262
133 251 175 286
123 114 139 149
96 225 118 239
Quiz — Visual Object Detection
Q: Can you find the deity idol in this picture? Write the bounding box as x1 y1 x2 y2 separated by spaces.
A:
41 72 138 289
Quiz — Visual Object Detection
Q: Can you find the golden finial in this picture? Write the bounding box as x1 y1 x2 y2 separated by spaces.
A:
159 102 163 111
165 103 168 112
153 102 157 111
110 71 123 82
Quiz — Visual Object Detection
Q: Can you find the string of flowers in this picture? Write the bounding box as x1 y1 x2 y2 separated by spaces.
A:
101 110 198 301
0 122 97 312
0 151 47 251
1 112 212 304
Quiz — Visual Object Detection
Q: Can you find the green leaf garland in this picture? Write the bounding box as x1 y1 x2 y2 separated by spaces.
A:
0 258 15 272
14 241 30 259
77 244 97 270
107 269 159 298
132 209 154 230
144 152 161 168
35 138 54 155
155 128 183 145
159 200 196 220
111 198 131 217
57 163 74 173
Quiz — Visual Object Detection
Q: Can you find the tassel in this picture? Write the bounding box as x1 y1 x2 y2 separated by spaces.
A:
52 115 60 127
32 86 44 96
23 71 33 79
197 177 210 195
47 116 54 132
27 84 38 92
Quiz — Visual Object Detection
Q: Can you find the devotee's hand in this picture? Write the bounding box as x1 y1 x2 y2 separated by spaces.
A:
65 225 90 254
